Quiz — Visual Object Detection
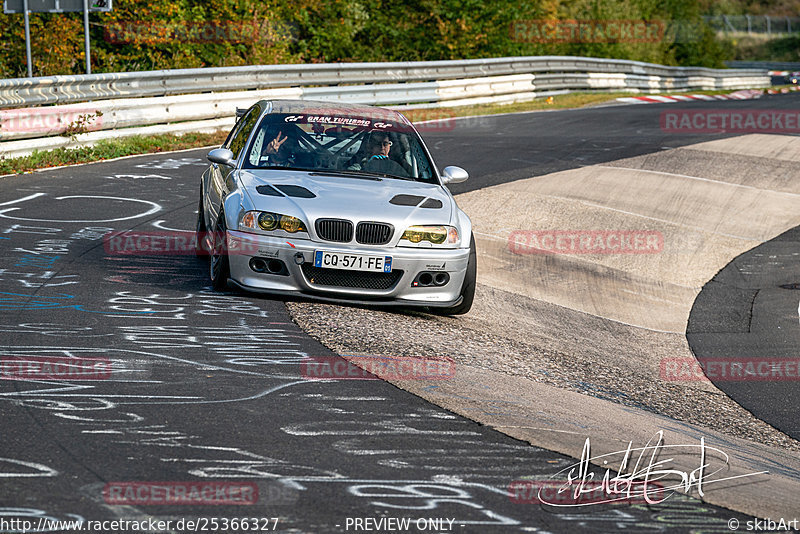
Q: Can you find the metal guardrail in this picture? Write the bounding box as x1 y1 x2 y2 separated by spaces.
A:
726 61 800 71
0 56 770 158
0 56 767 108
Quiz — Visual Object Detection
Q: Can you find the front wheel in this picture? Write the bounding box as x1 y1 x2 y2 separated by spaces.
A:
432 234 476 316
209 211 230 290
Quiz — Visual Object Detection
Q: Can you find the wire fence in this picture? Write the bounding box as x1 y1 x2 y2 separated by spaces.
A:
703 15 800 36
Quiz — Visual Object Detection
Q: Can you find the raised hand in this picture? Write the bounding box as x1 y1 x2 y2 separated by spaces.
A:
265 131 288 154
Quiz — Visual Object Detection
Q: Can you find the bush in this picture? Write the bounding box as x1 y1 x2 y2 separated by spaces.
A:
0 0 732 79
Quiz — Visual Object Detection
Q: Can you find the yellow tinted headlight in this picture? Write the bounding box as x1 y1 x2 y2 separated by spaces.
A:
246 211 307 233
258 212 280 231
401 225 458 245
403 227 426 243
280 215 306 233
425 226 447 244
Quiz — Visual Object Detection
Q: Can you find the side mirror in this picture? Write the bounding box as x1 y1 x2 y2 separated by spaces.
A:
208 148 235 166
441 166 469 185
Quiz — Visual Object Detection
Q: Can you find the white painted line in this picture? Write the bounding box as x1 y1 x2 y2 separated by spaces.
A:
151 220 194 232
0 193 46 206
0 195 162 223
595 165 800 198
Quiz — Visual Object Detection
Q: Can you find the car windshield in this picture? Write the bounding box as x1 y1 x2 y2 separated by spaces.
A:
242 111 437 183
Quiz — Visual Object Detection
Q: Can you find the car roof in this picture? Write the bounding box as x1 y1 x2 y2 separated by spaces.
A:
262 99 410 124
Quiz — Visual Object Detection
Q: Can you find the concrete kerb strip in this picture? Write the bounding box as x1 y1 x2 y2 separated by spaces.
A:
380 361 800 521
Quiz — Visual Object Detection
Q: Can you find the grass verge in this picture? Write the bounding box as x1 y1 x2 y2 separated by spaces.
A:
0 131 229 176
0 89 766 175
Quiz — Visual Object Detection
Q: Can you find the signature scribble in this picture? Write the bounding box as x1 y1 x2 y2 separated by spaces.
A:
539 430 768 507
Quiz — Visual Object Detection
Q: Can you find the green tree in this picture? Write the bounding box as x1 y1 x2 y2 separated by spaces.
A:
0 0 737 78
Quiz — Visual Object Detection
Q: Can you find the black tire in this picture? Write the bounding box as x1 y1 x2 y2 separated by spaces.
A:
209 211 230 290
433 234 476 316
195 192 208 258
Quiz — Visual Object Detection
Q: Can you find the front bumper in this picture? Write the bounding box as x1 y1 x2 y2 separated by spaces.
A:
226 230 470 306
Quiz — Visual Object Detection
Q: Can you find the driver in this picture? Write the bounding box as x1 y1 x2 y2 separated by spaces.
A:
347 131 408 177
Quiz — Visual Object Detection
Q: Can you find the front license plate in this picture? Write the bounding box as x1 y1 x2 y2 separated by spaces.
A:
314 251 393 272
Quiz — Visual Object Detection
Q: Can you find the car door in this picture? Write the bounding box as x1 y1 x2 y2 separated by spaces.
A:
207 105 261 226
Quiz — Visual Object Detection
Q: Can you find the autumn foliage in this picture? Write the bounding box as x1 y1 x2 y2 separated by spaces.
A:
0 0 730 79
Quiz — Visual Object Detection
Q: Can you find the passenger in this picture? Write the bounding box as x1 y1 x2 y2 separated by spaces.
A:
262 130 294 167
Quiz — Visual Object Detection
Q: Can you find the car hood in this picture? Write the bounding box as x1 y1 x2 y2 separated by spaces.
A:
238 170 456 227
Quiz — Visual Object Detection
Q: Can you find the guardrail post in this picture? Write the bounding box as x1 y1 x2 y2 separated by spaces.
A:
83 0 91 75
23 0 33 78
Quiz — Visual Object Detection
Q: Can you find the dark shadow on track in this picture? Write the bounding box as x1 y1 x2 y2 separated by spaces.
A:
687 225 800 440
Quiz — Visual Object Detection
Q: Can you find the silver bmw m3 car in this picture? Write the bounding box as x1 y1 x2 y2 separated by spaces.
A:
197 99 476 315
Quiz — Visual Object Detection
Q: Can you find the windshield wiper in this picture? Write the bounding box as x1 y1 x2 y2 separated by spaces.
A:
255 166 319 172
253 166 416 182
311 169 419 181
308 169 383 181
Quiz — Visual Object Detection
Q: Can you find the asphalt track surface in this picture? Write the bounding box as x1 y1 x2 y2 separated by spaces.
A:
2 95 796 533
688 224 800 441
430 93 798 195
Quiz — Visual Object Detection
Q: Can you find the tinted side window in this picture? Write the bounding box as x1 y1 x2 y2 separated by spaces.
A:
226 107 260 160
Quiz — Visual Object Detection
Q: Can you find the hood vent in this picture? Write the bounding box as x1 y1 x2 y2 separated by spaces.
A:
274 185 316 198
390 194 425 206
389 194 442 209
420 198 443 209
256 185 283 196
